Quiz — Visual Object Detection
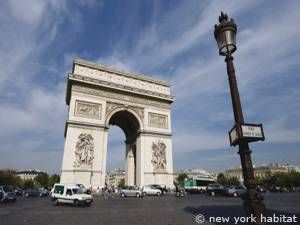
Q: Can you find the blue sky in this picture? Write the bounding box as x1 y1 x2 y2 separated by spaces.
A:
0 0 299 174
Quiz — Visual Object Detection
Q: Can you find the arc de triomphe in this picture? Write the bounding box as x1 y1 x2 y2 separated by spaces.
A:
60 59 174 189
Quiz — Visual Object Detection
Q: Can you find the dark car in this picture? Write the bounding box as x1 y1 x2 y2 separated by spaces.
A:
11 186 23 196
206 184 225 196
256 185 266 193
0 186 17 202
268 185 281 193
39 188 49 197
24 188 40 197
150 184 168 195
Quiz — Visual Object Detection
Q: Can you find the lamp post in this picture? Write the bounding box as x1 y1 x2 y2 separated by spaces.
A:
214 12 266 225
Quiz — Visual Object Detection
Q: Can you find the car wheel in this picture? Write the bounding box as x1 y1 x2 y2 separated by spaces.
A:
85 202 91 206
54 199 59 206
211 191 215 196
233 192 238 197
73 199 79 207
136 193 140 198
25 193 29 197
143 192 147 197
121 193 125 198
157 192 161 196
163 191 166 195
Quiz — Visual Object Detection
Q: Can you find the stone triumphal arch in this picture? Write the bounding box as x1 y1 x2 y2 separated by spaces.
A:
60 59 174 189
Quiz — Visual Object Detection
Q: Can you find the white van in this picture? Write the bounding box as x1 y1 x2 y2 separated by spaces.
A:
51 183 93 206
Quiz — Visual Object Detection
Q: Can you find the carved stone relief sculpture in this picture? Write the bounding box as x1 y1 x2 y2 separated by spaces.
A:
106 102 144 120
75 100 101 119
73 133 94 168
151 140 167 171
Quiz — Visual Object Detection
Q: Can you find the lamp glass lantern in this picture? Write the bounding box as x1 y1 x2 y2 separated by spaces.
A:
214 13 237 56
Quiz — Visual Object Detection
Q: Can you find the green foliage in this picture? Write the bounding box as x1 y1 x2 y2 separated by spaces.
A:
23 179 35 189
252 171 300 191
0 170 23 187
176 173 189 186
0 170 61 190
217 173 226 184
48 174 60 188
34 172 49 188
117 178 125 188
255 176 266 186
217 173 240 185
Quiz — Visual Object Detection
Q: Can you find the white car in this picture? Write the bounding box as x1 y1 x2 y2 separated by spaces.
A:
142 185 162 196
51 183 93 206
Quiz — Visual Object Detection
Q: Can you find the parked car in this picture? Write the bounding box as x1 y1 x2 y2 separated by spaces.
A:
268 185 281 193
0 186 17 202
225 185 246 197
12 186 23 196
149 184 168 195
120 186 143 198
51 183 93 206
24 188 41 197
256 185 266 193
39 188 49 197
206 184 225 196
142 185 162 196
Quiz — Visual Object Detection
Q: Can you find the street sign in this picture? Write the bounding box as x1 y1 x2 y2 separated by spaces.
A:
229 123 265 146
229 126 239 146
241 125 264 138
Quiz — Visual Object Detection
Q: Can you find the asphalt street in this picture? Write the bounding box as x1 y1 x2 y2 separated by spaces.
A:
0 193 299 225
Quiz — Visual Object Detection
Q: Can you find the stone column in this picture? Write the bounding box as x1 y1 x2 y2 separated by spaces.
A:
125 143 136 186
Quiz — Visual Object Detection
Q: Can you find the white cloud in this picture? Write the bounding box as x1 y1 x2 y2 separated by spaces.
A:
8 0 47 27
0 1 101 172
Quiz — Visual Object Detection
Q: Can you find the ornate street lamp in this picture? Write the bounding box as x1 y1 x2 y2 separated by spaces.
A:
214 12 266 225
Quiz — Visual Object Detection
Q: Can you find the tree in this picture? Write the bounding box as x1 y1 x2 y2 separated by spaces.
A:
255 176 266 186
23 179 35 189
0 170 23 187
217 173 240 185
217 173 227 185
34 172 49 188
227 176 240 185
48 174 60 188
118 179 125 188
176 173 188 186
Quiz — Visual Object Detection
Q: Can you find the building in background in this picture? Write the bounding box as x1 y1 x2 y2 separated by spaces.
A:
105 169 125 188
225 163 300 182
16 170 46 180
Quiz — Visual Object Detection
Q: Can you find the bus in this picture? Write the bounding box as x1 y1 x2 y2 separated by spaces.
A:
184 177 215 193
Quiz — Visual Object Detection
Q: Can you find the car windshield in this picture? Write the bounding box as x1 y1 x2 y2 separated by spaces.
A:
3 186 13 192
72 188 84 194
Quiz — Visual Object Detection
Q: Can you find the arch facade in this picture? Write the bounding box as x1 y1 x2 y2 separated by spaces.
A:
60 59 174 189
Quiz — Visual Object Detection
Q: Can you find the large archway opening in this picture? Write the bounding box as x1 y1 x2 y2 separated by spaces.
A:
107 110 140 187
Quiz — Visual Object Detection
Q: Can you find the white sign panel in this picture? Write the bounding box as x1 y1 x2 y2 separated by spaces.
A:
230 127 238 143
241 125 263 138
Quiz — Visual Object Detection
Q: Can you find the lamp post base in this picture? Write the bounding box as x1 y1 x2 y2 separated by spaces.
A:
242 190 266 225
239 141 266 225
